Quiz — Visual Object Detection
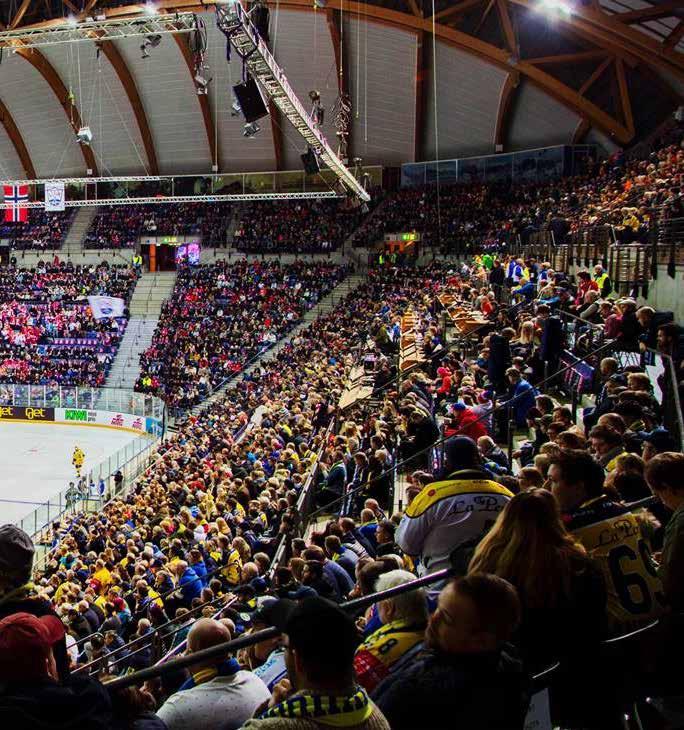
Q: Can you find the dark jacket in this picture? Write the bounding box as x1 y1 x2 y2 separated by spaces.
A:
0 675 113 729
373 646 530 730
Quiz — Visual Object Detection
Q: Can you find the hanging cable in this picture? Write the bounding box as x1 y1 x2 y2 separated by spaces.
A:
363 11 368 146
355 0 360 119
431 0 442 249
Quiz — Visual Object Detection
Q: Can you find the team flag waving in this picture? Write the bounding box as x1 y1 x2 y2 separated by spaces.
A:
3 184 29 223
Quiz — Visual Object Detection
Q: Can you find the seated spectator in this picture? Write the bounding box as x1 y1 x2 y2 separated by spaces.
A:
354 570 427 692
372 574 529 730
242 596 390 729
0 612 113 727
548 449 665 632
396 436 513 575
469 489 607 667
645 452 684 611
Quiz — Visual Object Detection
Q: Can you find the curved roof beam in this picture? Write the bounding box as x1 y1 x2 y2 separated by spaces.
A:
16 0 668 146
277 0 634 143
173 33 218 171
494 71 520 151
14 47 98 175
0 97 36 178
99 40 159 175
507 0 684 83
9 0 33 30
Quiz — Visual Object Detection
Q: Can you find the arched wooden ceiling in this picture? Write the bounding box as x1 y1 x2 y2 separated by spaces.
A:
1 0 681 174
0 97 36 178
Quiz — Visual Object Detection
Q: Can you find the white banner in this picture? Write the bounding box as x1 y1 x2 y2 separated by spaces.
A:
55 408 148 433
88 295 125 320
44 181 65 212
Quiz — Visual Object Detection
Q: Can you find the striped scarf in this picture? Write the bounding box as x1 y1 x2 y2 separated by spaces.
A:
260 686 373 727
178 658 240 691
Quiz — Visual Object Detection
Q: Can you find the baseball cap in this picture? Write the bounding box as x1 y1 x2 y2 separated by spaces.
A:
640 428 677 453
0 612 65 680
268 596 358 664
0 524 35 586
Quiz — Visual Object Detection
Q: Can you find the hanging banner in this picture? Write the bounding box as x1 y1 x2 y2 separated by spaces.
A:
87 296 126 320
44 181 65 212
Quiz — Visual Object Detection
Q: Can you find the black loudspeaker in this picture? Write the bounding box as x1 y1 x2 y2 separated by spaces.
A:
233 78 269 123
301 149 320 175
541 316 563 361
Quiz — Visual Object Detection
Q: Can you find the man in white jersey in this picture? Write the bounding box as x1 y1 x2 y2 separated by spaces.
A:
397 437 512 575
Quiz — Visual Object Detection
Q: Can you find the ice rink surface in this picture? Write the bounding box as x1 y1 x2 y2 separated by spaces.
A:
0 423 138 526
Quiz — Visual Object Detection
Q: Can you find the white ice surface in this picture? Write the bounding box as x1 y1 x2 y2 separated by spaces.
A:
0 422 138 527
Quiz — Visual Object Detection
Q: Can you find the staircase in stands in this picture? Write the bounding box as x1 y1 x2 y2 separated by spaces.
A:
191 271 368 415
105 271 176 390
62 206 100 255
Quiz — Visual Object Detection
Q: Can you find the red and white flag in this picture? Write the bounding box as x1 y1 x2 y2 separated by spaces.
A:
3 184 28 223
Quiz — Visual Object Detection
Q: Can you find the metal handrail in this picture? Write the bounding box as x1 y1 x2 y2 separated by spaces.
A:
103 566 454 691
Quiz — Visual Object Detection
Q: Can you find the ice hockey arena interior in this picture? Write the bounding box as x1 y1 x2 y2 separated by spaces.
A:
0 0 682 728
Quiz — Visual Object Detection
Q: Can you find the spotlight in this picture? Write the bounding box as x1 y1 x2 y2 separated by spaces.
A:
66 15 79 27
243 122 261 137
231 95 242 117
144 1 158 15
76 126 93 145
537 0 572 14
309 90 321 103
313 0 326 7
195 71 211 95
140 34 162 59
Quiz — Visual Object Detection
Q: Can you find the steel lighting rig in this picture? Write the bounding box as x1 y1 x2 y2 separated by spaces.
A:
0 13 199 48
216 2 370 203
0 191 340 210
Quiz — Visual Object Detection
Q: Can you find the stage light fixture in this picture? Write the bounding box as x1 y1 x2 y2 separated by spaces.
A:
243 121 261 137
76 126 93 145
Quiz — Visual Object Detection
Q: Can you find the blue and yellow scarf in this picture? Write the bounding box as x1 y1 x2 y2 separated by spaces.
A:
178 658 240 691
260 686 373 727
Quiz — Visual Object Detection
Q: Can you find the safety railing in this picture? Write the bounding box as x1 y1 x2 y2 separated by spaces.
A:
103 566 455 691
267 418 336 580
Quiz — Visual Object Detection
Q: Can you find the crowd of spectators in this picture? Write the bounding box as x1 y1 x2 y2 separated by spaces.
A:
134 260 348 408
84 203 233 249
0 209 75 251
0 256 682 729
232 199 370 254
0 259 137 386
357 125 684 252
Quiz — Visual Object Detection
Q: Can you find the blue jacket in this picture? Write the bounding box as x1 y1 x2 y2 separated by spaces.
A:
178 567 202 601
191 560 208 587
508 379 538 427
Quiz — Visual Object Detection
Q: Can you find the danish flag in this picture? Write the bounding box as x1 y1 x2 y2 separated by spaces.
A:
3 184 28 223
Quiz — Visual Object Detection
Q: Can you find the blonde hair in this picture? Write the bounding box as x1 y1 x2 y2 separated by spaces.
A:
469 489 587 608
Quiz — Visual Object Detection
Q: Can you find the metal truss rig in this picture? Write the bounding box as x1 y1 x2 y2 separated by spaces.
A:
216 3 370 203
0 13 198 49
0 192 341 209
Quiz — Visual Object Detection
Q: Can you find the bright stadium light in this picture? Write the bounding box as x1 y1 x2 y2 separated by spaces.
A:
538 0 572 15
